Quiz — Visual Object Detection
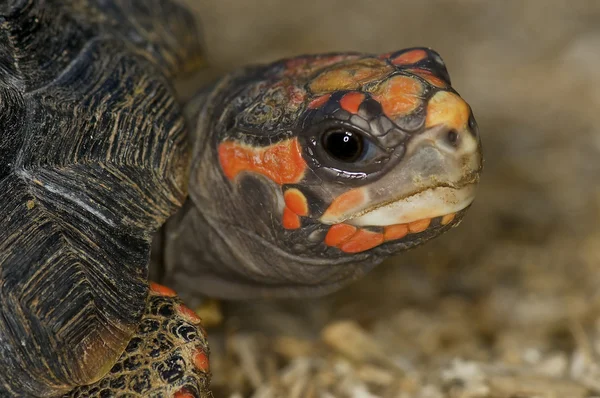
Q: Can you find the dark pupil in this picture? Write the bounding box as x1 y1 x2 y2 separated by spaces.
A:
323 130 364 162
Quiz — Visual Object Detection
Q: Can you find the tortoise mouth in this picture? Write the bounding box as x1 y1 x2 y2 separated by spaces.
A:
376 210 460 240
344 183 477 227
320 182 476 227
323 208 466 254
320 183 476 254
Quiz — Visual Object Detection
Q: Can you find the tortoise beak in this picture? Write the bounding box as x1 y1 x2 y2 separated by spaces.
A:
320 121 482 227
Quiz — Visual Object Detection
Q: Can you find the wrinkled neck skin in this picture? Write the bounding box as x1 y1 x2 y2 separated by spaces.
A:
162 50 481 301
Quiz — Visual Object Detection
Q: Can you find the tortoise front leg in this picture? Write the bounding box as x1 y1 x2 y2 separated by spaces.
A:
64 284 211 398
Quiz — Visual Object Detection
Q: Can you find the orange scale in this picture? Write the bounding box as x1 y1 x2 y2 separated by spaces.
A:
339 229 384 253
308 93 331 109
282 207 301 229
370 75 424 120
173 388 196 398
384 224 409 241
340 92 365 114
218 138 306 185
325 224 358 247
441 213 456 225
406 68 447 88
284 189 309 216
149 282 176 297
392 49 428 66
322 189 367 221
408 218 431 233
309 58 393 94
193 349 210 373
178 304 203 325
425 91 470 131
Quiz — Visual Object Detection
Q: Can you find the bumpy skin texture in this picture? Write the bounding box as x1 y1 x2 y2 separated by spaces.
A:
164 49 482 301
64 286 210 398
0 0 202 396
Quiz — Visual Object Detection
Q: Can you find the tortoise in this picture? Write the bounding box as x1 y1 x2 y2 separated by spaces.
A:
0 1 482 397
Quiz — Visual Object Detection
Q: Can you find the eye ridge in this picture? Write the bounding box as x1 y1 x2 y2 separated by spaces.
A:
322 129 365 163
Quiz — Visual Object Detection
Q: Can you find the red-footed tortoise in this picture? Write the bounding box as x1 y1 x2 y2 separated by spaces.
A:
0 1 482 396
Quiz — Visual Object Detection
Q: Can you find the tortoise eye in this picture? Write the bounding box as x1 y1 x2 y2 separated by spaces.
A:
322 130 364 163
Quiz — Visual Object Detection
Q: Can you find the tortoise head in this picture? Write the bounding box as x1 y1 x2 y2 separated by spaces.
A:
167 48 483 299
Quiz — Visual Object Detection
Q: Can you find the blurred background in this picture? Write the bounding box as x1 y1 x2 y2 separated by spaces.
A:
183 1 600 397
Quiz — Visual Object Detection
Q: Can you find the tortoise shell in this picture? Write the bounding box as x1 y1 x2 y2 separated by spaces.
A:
0 0 202 395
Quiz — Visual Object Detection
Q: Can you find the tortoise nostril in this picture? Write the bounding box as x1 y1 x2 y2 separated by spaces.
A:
446 130 459 147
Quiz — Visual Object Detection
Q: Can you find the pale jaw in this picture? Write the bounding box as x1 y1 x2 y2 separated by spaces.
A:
346 184 477 227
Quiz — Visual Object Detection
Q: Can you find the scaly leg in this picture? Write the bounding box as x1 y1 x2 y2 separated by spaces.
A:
64 284 211 397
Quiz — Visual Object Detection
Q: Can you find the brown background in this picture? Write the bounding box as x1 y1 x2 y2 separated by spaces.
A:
183 1 600 396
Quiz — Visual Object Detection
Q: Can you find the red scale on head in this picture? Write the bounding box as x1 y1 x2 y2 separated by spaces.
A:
308 93 331 109
218 138 307 185
282 207 301 229
284 189 309 216
391 49 428 66
308 57 394 94
406 68 448 88
282 188 310 230
339 92 365 114
369 75 424 120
